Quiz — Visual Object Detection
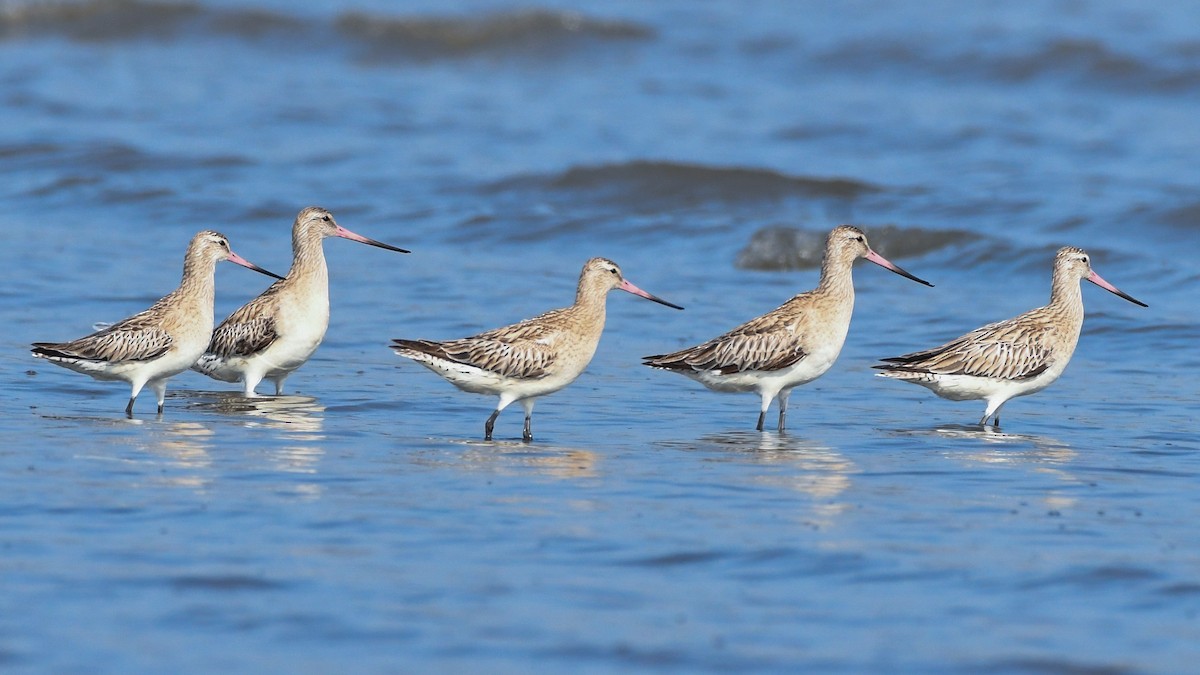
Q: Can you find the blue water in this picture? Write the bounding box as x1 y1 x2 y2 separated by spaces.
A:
2 0 1199 672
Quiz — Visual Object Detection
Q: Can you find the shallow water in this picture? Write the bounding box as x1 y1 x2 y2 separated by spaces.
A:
2 0 1199 672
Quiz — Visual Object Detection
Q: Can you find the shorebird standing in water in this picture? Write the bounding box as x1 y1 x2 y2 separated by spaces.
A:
32 230 282 415
643 225 932 432
192 206 409 396
874 246 1146 427
391 257 683 442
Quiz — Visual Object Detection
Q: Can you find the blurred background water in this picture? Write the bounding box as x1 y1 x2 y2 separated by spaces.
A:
1 0 1198 672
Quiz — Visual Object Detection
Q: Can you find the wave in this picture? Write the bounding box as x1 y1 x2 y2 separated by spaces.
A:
0 0 652 59
489 160 879 205
0 0 305 43
4 140 248 173
818 37 1200 94
0 0 191 41
1157 201 1200 231
452 161 881 244
428 160 885 250
735 225 973 271
337 9 653 61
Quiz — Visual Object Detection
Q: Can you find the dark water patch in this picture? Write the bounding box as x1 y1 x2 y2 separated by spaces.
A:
535 644 687 670
772 121 866 142
923 239 1060 277
452 161 879 245
540 161 879 203
8 141 255 208
1130 449 1194 458
817 36 1200 94
852 569 960 585
479 160 877 216
537 642 759 672
1001 38 1200 93
337 9 653 62
738 31 800 57
1155 199 1200 231
619 546 869 583
859 470 965 477
623 550 727 567
1078 465 1194 479
45 504 144 516
971 656 1136 675
25 174 103 198
101 185 175 203
0 1 650 66
1019 565 1159 590
735 224 973 270
9 140 250 175
1156 582 1200 596
0 0 310 44
0 141 60 160
170 574 290 592
0 0 198 42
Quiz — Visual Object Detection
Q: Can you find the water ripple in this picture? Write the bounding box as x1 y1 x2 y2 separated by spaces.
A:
736 224 972 270
818 35 1200 94
0 0 652 62
338 9 653 61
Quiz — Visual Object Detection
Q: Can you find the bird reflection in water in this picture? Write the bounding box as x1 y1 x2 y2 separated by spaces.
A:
425 438 600 480
139 421 215 490
188 392 327 498
910 423 1077 465
899 423 1079 511
661 430 856 528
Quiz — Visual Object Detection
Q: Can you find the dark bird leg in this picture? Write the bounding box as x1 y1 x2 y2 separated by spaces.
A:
777 390 791 432
125 398 135 417
485 409 500 441
521 399 535 443
756 410 765 432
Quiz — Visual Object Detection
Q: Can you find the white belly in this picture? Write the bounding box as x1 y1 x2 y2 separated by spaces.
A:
678 331 845 397
886 362 1067 403
198 290 330 384
403 350 585 404
48 331 209 386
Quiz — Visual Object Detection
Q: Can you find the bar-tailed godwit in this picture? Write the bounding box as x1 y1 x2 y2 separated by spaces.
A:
192 206 408 396
391 257 682 442
32 231 282 415
643 225 932 431
874 246 1146 427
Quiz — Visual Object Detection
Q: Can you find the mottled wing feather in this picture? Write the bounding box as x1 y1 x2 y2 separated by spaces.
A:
34 311 173 363
877 316 1053 380
205 288 283 357
440 338 556 379
394 314 562 380
207 316 279 357
645 308 806 374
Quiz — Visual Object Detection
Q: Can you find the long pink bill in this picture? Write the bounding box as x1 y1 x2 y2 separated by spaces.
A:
618 279 684 310
227 251 285 280
334 225 410 253
1087 270 1147 307
865 249 933 287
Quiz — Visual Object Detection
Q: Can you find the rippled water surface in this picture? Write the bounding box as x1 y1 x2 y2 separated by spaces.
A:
2 0 1199 672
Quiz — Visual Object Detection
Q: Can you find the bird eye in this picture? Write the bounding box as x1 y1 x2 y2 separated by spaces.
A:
855 235 864 242
321 215 331 222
